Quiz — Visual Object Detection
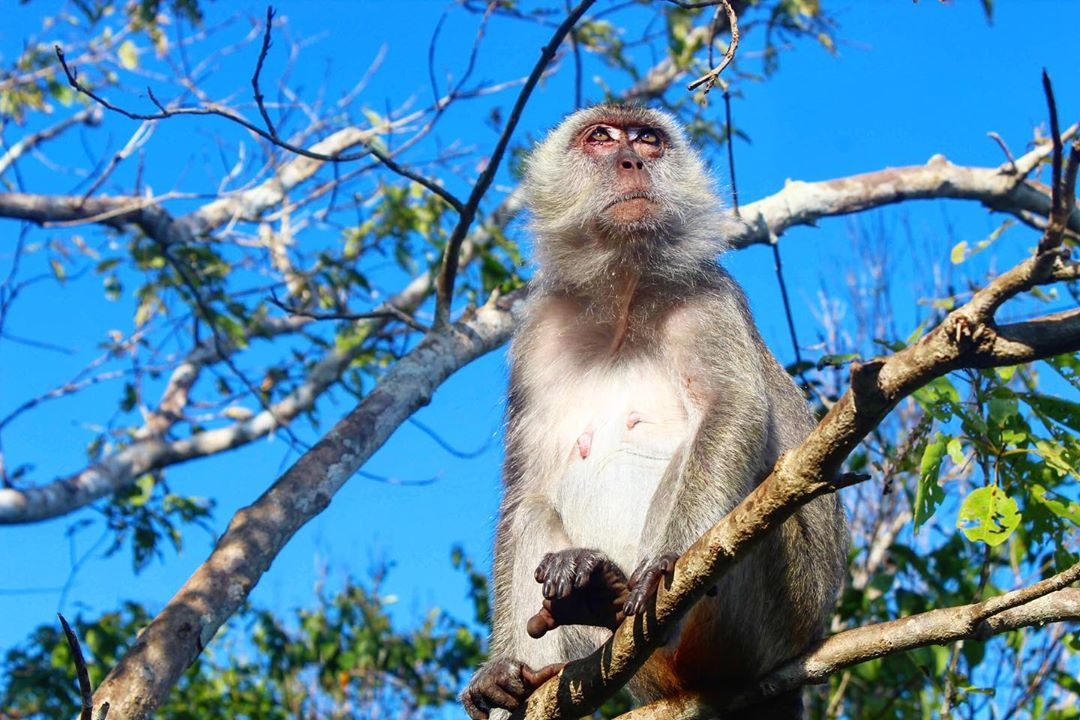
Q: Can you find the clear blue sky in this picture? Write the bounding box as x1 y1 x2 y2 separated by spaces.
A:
1 0 1078 678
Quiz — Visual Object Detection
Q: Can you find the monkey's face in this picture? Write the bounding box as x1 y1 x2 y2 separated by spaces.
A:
524 105 730 290
577 122 666 229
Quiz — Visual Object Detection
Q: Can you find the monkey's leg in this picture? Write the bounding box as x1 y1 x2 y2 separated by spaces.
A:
528 548 630 638
464 498 574 719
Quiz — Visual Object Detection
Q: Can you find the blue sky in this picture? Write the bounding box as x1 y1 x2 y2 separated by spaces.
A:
0 0 1078 687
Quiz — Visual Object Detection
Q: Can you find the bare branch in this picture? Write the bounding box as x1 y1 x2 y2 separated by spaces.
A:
750 580 1080 704
267 290 429 332
684 1 740 93
433 0 598 327
621 586 1080 720
732 150 1080 249
0 107 102 177
53 44 465 213
58 613 104 720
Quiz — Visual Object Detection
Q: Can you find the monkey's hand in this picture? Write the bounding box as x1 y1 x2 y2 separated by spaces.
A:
623 553 679 616
461 659 564 720
527 548 629 638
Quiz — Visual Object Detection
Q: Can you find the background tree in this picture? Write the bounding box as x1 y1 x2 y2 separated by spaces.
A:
0 1 1077 718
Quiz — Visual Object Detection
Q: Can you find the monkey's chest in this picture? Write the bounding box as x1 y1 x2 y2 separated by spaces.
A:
541 363 691 572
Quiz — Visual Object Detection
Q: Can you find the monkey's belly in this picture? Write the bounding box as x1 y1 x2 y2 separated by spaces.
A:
553 410 686 574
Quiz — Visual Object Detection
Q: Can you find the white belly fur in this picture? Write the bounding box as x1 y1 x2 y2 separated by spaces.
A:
546 360 689 572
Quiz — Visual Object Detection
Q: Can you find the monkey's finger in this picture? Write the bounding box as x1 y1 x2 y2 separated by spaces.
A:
534 553 556 583
481 683 521 711
627 557 650 588
573 552 601 588
527 606 557 638
461 690 489 720
522 662 565 690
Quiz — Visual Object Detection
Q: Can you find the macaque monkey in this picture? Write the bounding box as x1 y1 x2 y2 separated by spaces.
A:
461 104 848 719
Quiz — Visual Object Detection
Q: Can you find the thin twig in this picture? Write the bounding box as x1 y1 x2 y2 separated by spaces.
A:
683 0 740 93
433 0 597 327
58 613 101 720
267 290 429 332
986 131 1017 173
251 6 278 137
723 88 739 214
53 42 465 213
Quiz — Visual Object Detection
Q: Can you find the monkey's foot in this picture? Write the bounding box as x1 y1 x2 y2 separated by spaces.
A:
461 659 564 720
529 548 629 637
624 553 679 616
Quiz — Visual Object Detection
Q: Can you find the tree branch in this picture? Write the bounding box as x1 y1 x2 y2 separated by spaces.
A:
88 289 525 719
0 107 102 177
619 586 1080 719
432 0 598 327
731 135 1080 249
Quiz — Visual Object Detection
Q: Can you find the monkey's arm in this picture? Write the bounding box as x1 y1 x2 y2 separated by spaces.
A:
634 286 847 673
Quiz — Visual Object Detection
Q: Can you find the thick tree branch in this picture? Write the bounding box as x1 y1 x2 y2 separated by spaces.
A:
731 134 1080 249
88 289 524 720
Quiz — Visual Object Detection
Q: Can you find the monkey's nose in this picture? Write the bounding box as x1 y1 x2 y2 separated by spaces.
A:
615 148 645 173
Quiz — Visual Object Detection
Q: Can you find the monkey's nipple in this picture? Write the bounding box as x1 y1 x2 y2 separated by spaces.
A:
626 412 642 430
576 431 593 459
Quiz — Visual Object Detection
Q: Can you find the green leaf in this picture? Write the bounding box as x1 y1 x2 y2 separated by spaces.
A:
118 40 139 69
130 473 156 507
914 435 948 532
1031 484 1080 526
946 437 965 465
1024 393 1080 434
950 240 968 264
957 485 1021 546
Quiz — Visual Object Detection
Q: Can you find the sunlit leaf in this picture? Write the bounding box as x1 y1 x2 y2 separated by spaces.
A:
957 485 1021 546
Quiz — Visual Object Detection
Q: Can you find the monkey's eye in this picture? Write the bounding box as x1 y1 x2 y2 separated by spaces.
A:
637 128 660 145
588 127 613 142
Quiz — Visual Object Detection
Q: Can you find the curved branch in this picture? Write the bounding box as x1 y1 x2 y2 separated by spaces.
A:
88 289 523 720
732 136 1080 249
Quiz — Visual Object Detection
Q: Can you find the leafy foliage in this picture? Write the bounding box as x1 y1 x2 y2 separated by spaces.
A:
1 554 486 719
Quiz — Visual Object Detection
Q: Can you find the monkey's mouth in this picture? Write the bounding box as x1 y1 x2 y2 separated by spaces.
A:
603 193 654 212
603 193 658 224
